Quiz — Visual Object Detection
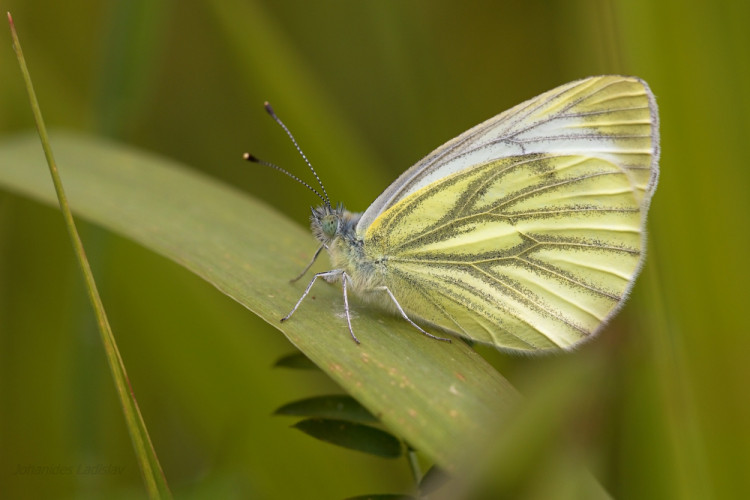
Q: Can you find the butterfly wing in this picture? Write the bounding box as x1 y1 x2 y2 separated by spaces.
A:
360 76 659 351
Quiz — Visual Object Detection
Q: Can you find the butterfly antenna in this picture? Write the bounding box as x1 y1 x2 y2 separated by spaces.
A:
243 153 327 204
262 102 332 208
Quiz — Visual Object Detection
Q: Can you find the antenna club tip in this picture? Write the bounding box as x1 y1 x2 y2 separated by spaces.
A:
263 101 276 116
243 153 259 162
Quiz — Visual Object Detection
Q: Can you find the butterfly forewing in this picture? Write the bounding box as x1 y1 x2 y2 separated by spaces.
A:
360 76 658 351
357 76 658 232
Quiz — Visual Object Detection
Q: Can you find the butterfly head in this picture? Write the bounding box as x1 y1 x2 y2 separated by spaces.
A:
311 203 343 245
310 203 360 247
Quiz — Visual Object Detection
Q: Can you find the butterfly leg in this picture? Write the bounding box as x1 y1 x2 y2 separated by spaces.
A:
375 286 451 343
289 244 325 283
341 273 361 344
282 269 343 322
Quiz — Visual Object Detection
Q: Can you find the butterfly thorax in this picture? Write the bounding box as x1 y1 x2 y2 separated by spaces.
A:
310 203 385 293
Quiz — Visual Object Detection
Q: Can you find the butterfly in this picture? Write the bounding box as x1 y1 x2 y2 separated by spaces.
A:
247 75 660 352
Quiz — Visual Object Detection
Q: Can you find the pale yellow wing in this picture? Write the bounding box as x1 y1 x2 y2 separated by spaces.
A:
363 77 659 352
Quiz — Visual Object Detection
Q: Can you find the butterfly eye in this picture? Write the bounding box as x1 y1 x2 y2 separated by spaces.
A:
321 214 339 238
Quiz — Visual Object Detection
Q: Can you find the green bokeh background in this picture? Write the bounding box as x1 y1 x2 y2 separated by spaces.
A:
1 1 747 498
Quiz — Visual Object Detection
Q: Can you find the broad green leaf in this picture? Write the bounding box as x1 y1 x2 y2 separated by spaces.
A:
292 418 402 459
0 131 519 471
274 395 378 424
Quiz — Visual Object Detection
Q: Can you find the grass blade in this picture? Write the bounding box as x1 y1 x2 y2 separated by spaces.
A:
6 13 171 499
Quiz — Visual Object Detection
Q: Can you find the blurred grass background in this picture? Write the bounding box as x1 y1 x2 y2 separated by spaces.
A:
0 0 748 498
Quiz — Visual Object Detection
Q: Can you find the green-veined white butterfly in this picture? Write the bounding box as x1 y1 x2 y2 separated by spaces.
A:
247 75 660 352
